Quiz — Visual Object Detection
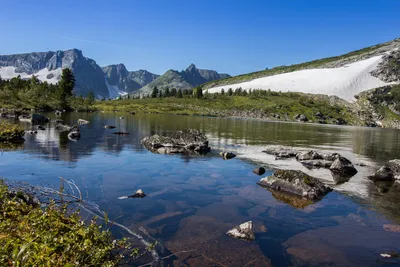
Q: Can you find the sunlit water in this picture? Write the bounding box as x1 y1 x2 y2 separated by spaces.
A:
1 112 400 266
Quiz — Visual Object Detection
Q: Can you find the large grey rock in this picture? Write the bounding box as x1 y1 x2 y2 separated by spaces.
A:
141 129 210 155
369 159 400 181
55 123 78 132
18 114 49 124
300 160 333 168
330 156 358 176
226 221 255 241
257 170 332 200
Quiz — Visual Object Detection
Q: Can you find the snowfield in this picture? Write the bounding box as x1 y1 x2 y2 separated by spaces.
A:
105 78 128 99
0 66 62 84
207 55 395 101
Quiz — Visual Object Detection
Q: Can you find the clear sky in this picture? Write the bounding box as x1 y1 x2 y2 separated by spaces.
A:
1 0 399 76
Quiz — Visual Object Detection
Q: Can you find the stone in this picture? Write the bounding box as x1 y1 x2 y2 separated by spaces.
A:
300 160 333 168
141 129 210 155
68 131 81 140
262 147 298 158
55 123 79 132
220 151 236 160
104 125 116 129
296 150 323 161
257 170 332 200
294 114 308 122
112 131 129 135
18 114 49 124
78 119 89 125
368 166 394 181
226 221 255 241
118 189 146 199
329 156 358 176
25 130 38 135
33 125 46 131
252 167 266 175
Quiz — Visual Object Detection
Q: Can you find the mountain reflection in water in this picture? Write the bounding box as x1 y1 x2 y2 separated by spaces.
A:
1 112 400 267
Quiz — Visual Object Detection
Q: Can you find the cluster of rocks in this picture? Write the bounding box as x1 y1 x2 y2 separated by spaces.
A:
371 50 400 83
19 114 49 124
263 147 358 177
141 129 210 155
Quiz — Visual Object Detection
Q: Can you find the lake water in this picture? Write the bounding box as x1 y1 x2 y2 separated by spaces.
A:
1 112 400 266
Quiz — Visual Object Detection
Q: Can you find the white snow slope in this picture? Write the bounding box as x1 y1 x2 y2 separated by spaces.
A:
105 78 128 99
0 66 62 84
207 55 395 101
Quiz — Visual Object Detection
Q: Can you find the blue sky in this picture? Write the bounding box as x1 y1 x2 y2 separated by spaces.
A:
1 0 399 76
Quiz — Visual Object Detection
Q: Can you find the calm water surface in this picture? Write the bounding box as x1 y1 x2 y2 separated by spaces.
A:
1 112 400 267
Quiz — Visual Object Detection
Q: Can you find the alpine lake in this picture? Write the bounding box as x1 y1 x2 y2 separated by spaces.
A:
1 112 400 267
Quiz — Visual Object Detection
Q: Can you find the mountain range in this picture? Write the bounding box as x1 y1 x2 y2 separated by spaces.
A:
0 49 230 99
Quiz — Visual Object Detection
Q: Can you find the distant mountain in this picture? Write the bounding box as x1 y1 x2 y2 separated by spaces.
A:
102 64 159 98
0 49 109 98
0 50 228 99
139 64 230 94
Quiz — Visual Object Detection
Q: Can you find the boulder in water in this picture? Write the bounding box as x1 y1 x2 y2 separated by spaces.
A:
330 156 358 176
18 114 49 124
296 150 323 161
220 151 236 160
253 167 266 175
226 221 255 241
141 129 210 155
257 170 332 200
104 125 116 129
78 119 89 125
369 159 400 182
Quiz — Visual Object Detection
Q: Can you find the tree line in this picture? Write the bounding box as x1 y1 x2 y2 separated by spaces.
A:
0 69 95 110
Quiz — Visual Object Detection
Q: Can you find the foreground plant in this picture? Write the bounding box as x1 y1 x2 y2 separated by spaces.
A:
0 121 25 143
0 181 135 266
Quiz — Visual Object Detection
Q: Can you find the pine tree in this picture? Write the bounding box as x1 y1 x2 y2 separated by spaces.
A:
193 87 203 99
177 89 183 98
57 68 75 109
87 90 95 105
221 88 225 95
170 88 177 97
165 87 170 97
151 86 159 98
227 88 233 96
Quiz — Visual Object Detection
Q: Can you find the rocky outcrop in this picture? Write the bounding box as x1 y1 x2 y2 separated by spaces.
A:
371 50 400 83
141 129 210 155
296 150 323 161
18 114 49 124
369 159 400 181
226 221 255 241
294 114 308 122
257 170 332 200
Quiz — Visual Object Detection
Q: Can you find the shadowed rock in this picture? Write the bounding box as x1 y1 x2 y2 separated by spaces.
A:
78 119 89 125
330 156 358 176
18 114 49 124
220 151 236 160
104 125 116 129
226 221 255 241
300 160 333 169
112 131 129 135
55 123 79 132
141 129 210 155
257 170 332 200
369 159 400 182
68 131 80 140
253 167 266 175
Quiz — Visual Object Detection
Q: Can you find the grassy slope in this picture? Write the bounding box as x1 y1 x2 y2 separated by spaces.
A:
202 41 388 90
94 93 360 125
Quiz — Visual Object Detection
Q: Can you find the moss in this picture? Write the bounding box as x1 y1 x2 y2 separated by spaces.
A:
0 121 25 143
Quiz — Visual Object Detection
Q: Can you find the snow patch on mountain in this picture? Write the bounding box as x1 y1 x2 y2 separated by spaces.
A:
105 78 128 99
0 66 62 84
207 55 396 101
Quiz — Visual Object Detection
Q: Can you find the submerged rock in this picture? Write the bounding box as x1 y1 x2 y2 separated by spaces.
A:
253 167 266 175
257 170 332 200
18 114 49 124
78 119 89 125
369 159 400 181
220 151 236 160
330 156 358 176
55 123 78 132
300 160 333 169
104 125 116 129
112 131 129 135
68 131 81 140
226 221 255 241
33 125 46 131
262 147 298 159
118 189 146 199
141 129 210 155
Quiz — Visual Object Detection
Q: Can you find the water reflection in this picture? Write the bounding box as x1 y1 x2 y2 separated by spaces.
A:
1 112 400 266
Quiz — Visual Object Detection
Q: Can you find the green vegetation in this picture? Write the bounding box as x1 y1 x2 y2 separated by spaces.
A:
201 41 388 90
95 89 360 125
0 121 25 142
0 181 136 266
0 69 94 111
